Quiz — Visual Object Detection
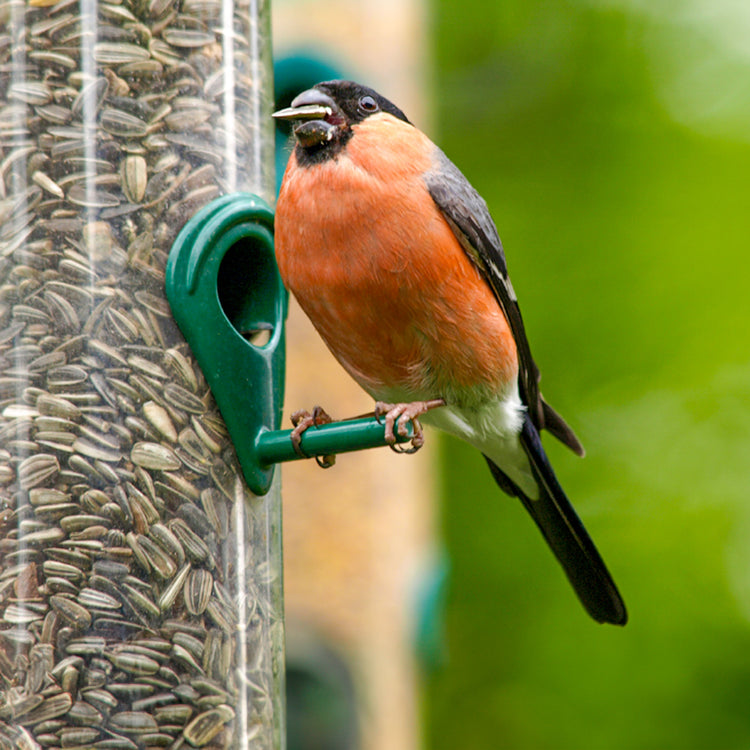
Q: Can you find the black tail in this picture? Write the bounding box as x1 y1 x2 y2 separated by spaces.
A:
484 418 627 626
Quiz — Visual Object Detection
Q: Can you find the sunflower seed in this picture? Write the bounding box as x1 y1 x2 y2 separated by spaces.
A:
80 689 117 712
18 454 59 490
136 535 176 581
50 596 92 630
148 523 184 567
154 703 193 725
120 156 147 204
182 705 234 747
60 727 100 747
65 637 106 657
120 582 160 621
129 441 181 471
161 29 216 48
105 652 159 677
77 588 121 611
9 81 52 106
93 43 151 65
167 519 211 566
183 570 212 617
108 711 158 734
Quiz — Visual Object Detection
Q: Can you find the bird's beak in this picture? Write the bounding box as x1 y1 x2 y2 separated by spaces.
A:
272 89 335 121
273 88 339 148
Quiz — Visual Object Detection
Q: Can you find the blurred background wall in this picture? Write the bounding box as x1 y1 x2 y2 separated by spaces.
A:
273 0 750 748
272 2 433 750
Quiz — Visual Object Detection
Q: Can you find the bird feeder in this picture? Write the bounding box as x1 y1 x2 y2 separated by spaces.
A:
0 2 283 750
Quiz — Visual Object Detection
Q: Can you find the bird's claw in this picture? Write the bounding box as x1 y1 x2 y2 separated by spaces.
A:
373 399 445 454
290 406 336 468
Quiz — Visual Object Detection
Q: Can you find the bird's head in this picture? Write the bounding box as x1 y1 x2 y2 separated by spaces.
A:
273 80 410 161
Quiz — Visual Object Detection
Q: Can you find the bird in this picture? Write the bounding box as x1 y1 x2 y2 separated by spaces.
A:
273 80 627 625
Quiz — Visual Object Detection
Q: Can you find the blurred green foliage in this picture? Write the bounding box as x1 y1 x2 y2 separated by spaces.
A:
424 1 750 748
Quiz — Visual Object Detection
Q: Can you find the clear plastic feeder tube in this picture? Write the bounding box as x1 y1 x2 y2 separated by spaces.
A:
0 1 282 749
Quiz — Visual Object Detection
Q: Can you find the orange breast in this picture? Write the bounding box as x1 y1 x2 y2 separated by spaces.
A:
275 114 518 406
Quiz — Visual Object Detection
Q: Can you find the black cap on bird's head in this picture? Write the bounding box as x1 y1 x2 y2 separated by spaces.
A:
273 80 410 161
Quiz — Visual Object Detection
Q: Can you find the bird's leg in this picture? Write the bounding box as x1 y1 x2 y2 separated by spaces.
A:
374 398 446 454
290 406 336 468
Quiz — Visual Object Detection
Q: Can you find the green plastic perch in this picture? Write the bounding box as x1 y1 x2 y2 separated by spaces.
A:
255 417 414 467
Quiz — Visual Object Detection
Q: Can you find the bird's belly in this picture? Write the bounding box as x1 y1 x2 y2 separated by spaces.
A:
275 154 519 406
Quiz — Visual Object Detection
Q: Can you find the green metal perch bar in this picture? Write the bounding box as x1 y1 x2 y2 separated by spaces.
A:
256 416 415 466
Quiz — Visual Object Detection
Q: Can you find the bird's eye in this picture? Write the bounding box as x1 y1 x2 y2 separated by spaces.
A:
358 95 379 113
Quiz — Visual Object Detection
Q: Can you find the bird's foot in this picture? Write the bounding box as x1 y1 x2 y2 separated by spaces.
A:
290 406 336 468
374 399 446 454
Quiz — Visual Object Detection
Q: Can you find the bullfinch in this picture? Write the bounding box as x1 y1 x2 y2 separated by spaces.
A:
273 80 627 625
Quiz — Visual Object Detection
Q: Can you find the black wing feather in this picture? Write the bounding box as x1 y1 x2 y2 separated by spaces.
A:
424 148 583 455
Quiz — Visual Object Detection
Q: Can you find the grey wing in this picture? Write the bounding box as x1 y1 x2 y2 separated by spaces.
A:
424 147 584 456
